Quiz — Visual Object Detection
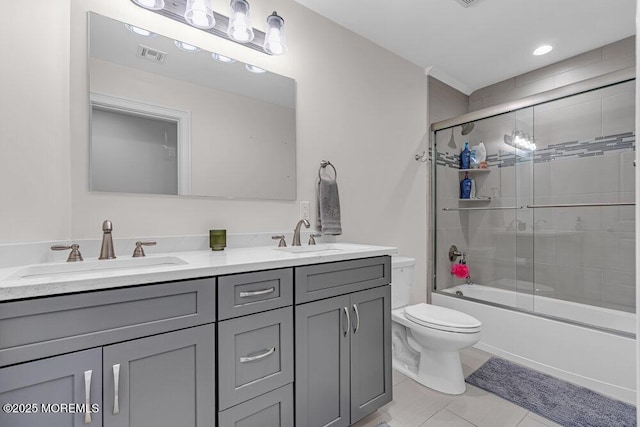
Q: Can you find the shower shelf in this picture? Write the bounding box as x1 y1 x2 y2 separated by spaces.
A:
458 168 490 173
458 198 492 202
444 206 523 212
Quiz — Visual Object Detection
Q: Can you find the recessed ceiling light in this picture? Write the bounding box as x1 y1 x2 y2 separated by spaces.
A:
245 64 266 74
174 40 201 52
533 45 553 56
125 24 156 37
212 53 236 63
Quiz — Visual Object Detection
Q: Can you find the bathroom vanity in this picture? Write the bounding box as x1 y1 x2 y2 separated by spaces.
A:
0 244 394 427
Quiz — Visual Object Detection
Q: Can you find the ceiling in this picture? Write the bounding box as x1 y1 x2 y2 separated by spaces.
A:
294 0 636 94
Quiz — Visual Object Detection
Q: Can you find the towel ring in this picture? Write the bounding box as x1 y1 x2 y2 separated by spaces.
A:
319 160 337 180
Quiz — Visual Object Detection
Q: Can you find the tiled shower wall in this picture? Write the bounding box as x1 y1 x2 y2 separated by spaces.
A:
435 80 635 313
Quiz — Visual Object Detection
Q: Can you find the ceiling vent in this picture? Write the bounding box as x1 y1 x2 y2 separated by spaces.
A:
136 45 167 63
453 0 480 7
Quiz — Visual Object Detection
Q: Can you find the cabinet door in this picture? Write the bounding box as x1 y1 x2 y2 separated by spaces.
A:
103 325 215 427
0 348 102 427
295 294 351 427
350 285 392 423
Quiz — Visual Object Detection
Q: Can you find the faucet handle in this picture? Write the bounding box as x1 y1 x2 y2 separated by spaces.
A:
308 233 321 245
51 244 84 262
272 235 287 248
132 241 157 258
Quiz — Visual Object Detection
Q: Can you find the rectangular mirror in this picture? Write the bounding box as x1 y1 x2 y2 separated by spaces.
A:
88 12 296 200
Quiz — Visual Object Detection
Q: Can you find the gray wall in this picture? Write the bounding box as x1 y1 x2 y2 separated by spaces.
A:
469 36 635 111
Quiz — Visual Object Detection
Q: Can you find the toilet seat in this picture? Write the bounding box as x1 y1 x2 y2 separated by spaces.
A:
404 303 481 334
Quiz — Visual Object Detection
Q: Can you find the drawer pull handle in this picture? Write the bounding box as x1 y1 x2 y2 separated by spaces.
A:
84 370 92 424
239 287 276 298
343 306 350 337
112 364 120 415
353 304 360 334
240 347 276 363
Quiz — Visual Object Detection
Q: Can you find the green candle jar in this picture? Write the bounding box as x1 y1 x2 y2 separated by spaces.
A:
209 229 226 251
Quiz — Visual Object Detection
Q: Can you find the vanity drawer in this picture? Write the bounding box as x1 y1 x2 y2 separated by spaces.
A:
218 306 294 410
218 268 293 320
218 384 293 427
295 256 391 303
0 278 216 368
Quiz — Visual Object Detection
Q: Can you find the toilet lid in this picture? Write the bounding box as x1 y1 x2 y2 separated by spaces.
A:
404 303 482 333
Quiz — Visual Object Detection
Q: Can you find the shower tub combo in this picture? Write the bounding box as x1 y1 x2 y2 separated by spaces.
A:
430 71 637 404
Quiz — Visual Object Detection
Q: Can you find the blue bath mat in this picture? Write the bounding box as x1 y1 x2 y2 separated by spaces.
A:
466 357 637 427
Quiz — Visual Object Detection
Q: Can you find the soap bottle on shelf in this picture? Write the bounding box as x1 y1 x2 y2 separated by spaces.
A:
460 172 472 199
460 142 471 170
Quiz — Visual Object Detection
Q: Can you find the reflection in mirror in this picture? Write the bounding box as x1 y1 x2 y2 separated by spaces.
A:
88 12 296 200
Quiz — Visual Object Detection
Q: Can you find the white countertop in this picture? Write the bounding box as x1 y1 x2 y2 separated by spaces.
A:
0 243 396 301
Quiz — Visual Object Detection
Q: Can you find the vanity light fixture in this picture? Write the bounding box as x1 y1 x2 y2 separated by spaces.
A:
174 40 201 52
212 53 236 63
131 0 165 10
227 0 254 43
185 0 215 29
245 64 266 74
125 24 156 37
504 130 536 151
129 0 288 56
533 44 553 56
263 12 287 55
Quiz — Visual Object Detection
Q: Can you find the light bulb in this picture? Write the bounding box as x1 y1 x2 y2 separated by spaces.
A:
174 41 201 52
263 12 287 55
132 0 165 10
245 64 266 73
227 0 254 43
185 0 215 29
533 45 553 56
212 53 236 63
125 24 156 37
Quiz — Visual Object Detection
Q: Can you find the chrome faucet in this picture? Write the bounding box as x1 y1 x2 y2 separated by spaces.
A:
292 219 310 246
99 220 116 259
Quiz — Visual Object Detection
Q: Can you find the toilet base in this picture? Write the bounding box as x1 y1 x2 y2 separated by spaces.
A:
415 349 466 394
392 349 468 395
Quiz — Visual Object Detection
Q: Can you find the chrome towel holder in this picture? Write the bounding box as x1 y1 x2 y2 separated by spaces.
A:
319 160 337 180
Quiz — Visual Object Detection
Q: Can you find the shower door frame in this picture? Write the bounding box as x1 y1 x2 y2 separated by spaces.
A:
429 67 636 338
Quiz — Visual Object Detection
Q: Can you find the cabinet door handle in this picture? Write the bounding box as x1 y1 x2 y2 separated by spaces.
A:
112 364 120 415
353 304 360 334
240 347 276 363
239 287 275 298
342 306 350 337
83 370 92 424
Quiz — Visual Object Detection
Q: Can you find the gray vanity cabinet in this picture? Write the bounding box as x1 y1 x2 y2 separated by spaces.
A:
0 348 102 427
102 325 215 427
295 285 392 427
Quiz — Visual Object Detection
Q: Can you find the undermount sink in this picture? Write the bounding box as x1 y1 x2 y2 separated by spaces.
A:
274 243 359 254
10 256 188 280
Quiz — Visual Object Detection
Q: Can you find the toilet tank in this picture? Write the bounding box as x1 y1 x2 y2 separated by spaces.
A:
391 257 415 309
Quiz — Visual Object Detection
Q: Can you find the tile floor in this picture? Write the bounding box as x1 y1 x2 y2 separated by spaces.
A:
353 347 562 427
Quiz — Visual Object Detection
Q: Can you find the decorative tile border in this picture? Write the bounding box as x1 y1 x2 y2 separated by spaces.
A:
435 132 635 169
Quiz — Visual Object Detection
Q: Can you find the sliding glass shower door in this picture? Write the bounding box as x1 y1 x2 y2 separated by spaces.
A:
433 79 635 333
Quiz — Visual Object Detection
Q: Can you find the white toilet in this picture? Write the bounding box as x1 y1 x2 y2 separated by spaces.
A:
391 257 482 394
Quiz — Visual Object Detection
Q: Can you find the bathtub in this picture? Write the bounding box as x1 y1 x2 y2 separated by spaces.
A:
433 284 637 404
